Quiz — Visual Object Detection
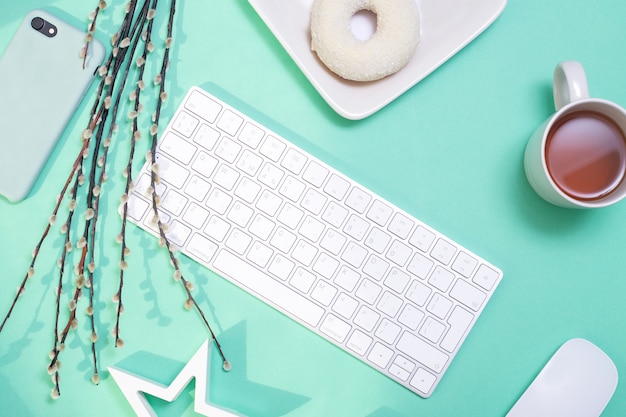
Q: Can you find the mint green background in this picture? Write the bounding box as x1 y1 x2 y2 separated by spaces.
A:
1 1 626 416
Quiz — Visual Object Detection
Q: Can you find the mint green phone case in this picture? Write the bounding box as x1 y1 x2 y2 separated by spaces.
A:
0 9 105 202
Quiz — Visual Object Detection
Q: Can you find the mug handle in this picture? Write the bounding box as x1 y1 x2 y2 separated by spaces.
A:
553 60 590 110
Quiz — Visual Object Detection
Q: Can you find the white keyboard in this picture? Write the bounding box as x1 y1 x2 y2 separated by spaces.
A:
127 86 503 398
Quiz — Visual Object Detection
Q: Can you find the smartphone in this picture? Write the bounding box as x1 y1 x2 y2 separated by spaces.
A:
0 9 105 202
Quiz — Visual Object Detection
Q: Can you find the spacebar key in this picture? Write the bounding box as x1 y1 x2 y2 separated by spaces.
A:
213 250 325 327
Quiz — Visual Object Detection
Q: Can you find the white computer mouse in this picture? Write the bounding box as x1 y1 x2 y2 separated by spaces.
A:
506 338 618 417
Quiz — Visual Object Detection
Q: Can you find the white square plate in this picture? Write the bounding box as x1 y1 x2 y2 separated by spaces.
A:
247 0 507 120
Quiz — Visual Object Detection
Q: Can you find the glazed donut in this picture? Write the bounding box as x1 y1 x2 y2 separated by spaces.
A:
310 0 420 82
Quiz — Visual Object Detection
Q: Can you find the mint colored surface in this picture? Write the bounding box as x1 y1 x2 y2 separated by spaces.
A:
1 1 625 416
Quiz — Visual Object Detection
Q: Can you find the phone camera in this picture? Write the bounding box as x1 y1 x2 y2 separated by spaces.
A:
31 17 45 31
30 17 57 38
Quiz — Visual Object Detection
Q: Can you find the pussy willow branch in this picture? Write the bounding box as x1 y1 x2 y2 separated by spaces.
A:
82 1 107 69
89 0 152 349
49 163 84 399
114 0 158 349
145 0 229 369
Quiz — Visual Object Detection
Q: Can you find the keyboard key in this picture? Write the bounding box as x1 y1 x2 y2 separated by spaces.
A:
234 177 262 204
322 201 349 228
406 280 431 307
428 265 455 292
160 132 197 164
238 122 264 148
183 202 209 229
451 251 478 278
320 314 351 343
248 214 275 240
193 124 220 151
267 254 294 281
346 330 373 356
345 187 372 214
290 268 316 293
332 293 359 319
389 364 411 382
311 280 338 306
155 155 189 189
205 215 230 242
450 280 487 311
375 318 401 344
324 174 350 200
431 239 457 265
247 242 273 268
302 161 329 187
410 368 437 395
320 229 347 255
281 148 307 175
225 229 252 254
299 216 325 242
363 255 389 281
171 110 198 137
237 149 263 176
343 214 369 241
184 175 211 202
384 268 410 293
161 190 188 216
334 266 361 292
409 226 436 252
356 278 382 305
398 303 425 330
300 188 327 215
215 136 242 163
313 253 340 279
388 213 415 239
407 252 434 279
367 200 393 226
258 163 284 189
377 291 403 317
260 135 286 161
270 227 297 253
426 293 453 319
185 90 221 122
365 227 392 254
386 240 412 267
353 305 380 332
341 242 368 268
419 317 446 343
368 342 393 369
292 240 318 266
167 220 191 247
216 109 243 136
473 264 500 291
256 190 282 216
192 152 219 178
206 188 233 214
127 194 149 221
186 233 218 263
227 201 254 227
441 307 474 353
213 164 239 190
277 203 304 229
279 176 306 202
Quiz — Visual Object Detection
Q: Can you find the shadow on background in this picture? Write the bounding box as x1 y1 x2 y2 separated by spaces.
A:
111 321 310 417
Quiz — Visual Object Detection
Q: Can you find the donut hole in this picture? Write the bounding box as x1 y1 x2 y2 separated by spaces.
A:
350 9 377 42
